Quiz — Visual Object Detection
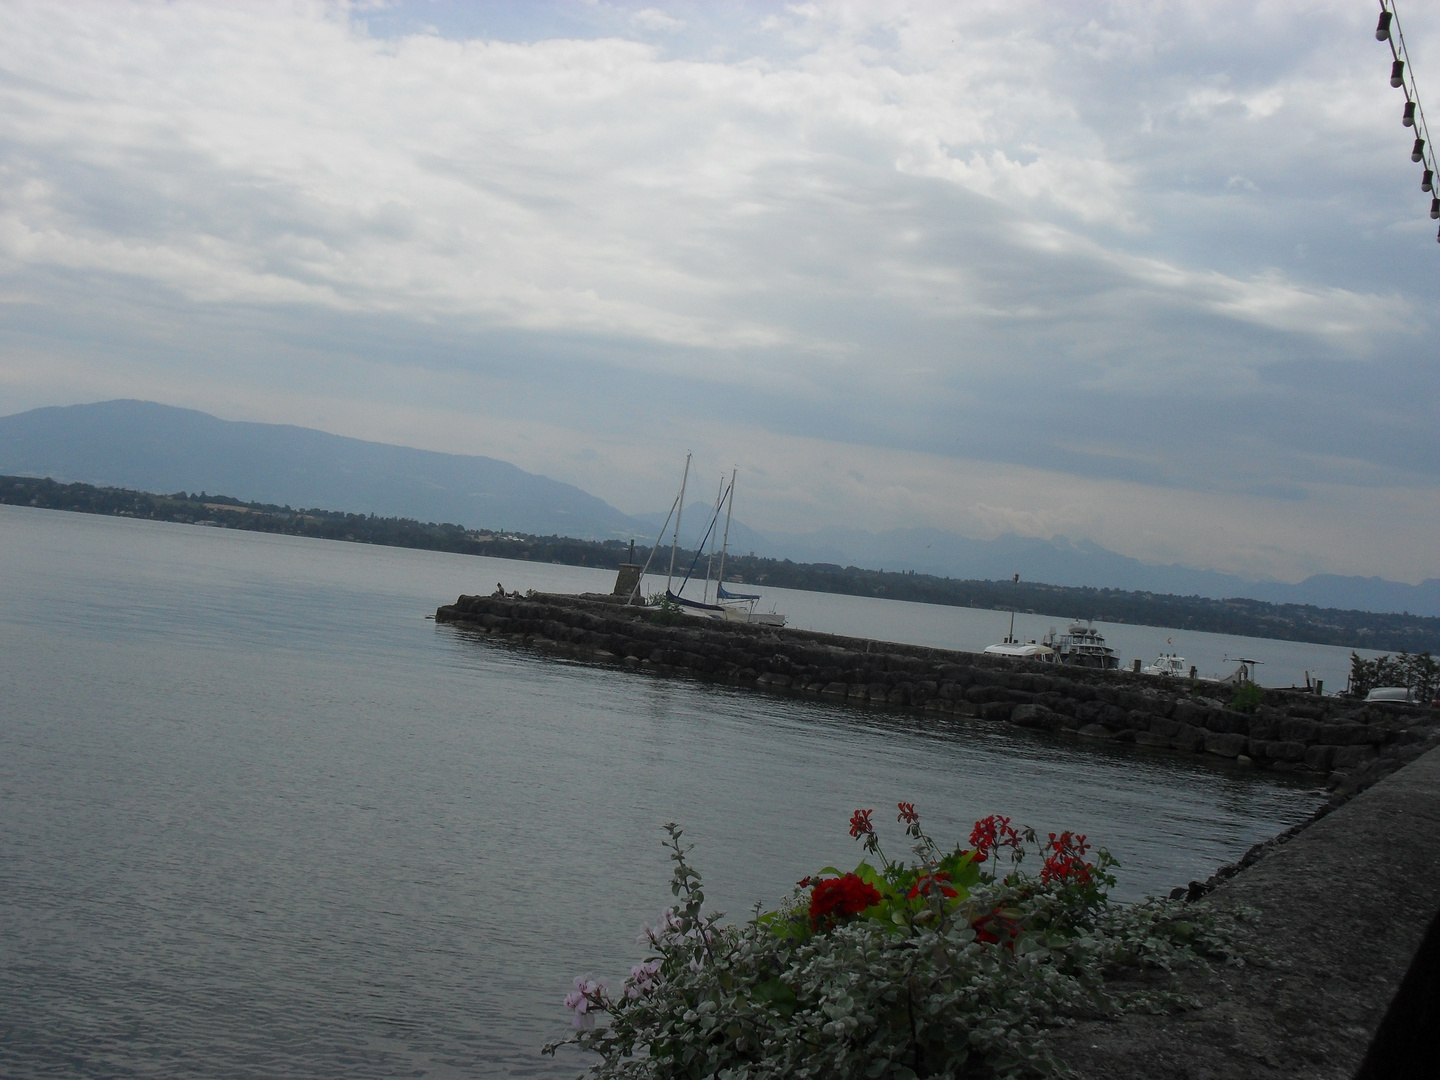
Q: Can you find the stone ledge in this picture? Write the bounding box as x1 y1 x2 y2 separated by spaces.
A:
1044 744 1440 1079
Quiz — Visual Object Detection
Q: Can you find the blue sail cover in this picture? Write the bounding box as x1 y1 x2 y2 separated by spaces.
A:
666 589 725 612
717 583 761 601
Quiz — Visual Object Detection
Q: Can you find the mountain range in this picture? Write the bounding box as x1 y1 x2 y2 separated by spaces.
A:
4 400 1437 618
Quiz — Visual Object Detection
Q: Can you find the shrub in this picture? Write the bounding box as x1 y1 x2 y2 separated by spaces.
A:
1227 682 1264 713
546 805 1244 1078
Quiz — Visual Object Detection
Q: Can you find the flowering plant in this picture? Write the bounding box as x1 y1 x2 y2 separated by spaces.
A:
545 805 1241 1079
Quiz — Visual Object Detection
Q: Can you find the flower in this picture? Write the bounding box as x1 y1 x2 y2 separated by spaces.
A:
1040 831 1095 885
970 908 1020 948
896 802 920 825
796 876 812 888
625 960 662 999
969 815 1020 862
905 871 957 900
564 975 608 1029
809 873 883 930
848 808 875 838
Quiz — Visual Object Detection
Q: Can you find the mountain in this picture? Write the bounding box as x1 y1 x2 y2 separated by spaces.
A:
6 400 1435 618
0 400 643 539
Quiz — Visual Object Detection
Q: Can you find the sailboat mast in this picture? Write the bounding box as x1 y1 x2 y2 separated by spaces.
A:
704 476 724 604
666 452 691 596
716 467 737 597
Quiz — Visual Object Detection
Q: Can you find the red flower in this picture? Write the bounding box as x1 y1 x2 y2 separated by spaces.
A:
1040 854 1094 886
896 802 920 825
1040 832 1095 886
796 876 812 889
906 871 958 900
969 815 1020 862
809 873 883 929
848 808 875 838
970 907 1019 949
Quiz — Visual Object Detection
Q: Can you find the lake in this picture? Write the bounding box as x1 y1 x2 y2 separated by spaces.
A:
0 506 1330 1077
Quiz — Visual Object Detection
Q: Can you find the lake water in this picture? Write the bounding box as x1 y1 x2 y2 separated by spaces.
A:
0 506 1331 1078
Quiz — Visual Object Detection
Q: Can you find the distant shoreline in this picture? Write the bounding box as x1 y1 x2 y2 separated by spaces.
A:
3 473 1436 654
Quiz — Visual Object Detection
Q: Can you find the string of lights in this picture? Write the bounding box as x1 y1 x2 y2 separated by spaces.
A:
1376 1 1439 241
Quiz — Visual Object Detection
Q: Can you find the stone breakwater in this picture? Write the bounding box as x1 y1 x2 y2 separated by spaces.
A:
435 592 1440 795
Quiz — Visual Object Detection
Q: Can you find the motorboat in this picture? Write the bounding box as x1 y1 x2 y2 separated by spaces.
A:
984 641 1057 662
1042 621 1120 670
1142 653 1188 677
984 609 1056 662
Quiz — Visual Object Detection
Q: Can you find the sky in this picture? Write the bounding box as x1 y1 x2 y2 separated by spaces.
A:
0 0 1436 584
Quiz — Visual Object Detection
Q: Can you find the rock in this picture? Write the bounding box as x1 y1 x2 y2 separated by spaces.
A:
979 701 1015 722
1278 717 1322 743
1169 724 1206 753
1319 723 1377 746
1305 745 1337 771
1077 723 1115 740
1205 708 1251 735
1204 731 1249 758
1172 700 1210 726
1332 745 1379 769
1265 740 1309 762
1009 703 1049 728
1134 731 1171 747
821 682 848 698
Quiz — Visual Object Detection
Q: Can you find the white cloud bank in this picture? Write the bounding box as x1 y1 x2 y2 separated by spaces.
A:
0 0 1435 581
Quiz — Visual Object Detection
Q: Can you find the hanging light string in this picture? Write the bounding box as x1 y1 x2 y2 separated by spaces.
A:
1377 1 1440 241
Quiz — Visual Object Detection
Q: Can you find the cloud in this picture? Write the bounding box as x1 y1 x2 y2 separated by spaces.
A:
0 0 1436 582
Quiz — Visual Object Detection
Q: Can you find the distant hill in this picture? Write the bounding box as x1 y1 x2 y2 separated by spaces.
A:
0 400 643 539
642 515 1440 620
749 527 1440 619
6 400 1435 617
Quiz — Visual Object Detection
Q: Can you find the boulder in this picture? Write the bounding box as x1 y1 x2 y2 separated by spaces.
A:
1204 731 1249 758
1264 740 1309 762
1332 745 1379 769
1010 704 1058 730
1169 724 1206 753
1205 708 1251 735
1172 700 1210 727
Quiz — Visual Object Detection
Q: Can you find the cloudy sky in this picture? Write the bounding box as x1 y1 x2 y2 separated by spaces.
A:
1 0 1436 583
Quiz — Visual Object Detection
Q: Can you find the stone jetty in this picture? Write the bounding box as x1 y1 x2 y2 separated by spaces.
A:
435 592 1440 795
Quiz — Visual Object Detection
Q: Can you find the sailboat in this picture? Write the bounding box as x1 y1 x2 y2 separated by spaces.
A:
657 463 786 627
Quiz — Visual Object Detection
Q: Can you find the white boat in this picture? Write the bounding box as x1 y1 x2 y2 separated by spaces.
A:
984 610 1056 662
984 641 1057 662
1043 621 1120 670
1142 653 1188 677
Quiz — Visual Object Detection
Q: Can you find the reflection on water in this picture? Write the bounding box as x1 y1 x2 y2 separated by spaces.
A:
0 507 1325 1078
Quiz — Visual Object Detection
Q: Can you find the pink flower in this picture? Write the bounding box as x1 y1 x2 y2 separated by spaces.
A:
564 975 608 1029
626 960 662 999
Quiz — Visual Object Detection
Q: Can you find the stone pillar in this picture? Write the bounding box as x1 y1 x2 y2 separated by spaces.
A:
612 563 644 598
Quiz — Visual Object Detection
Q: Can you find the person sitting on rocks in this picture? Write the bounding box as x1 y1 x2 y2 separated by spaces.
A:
493 582 506 597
